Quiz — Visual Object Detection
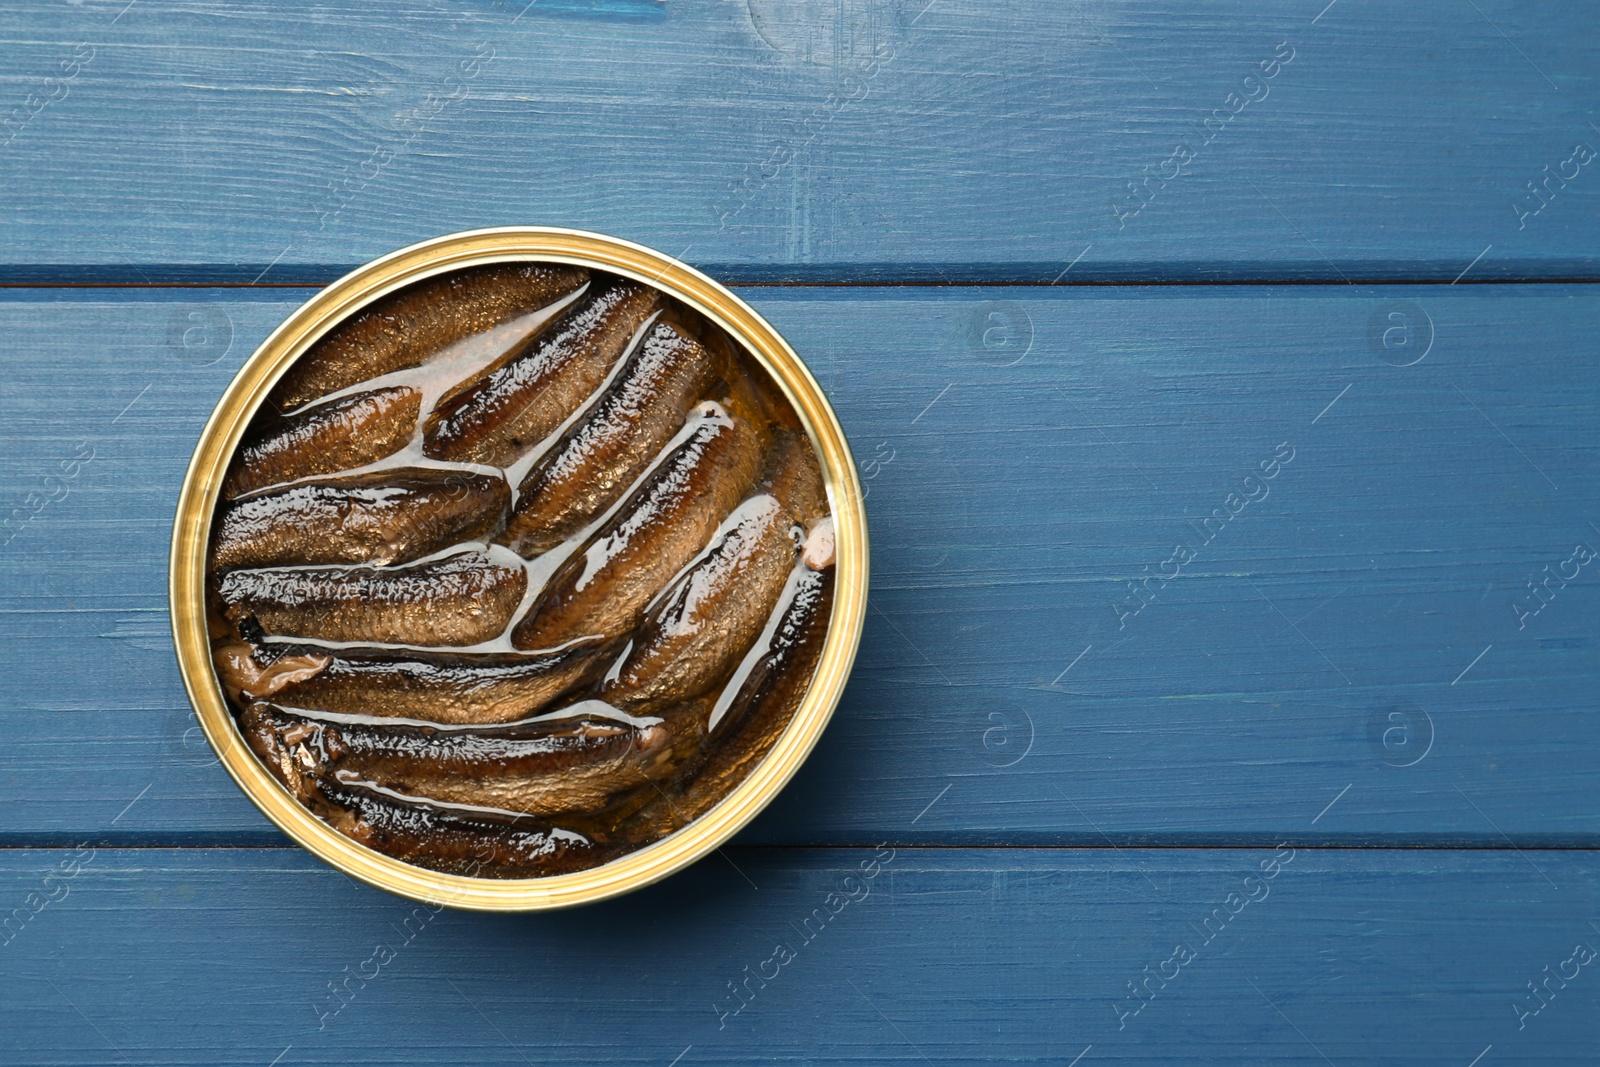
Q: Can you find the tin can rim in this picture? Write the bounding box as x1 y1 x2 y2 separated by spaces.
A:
168 227 869 911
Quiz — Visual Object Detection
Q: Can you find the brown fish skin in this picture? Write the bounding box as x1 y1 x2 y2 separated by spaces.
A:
610 565 834 845
241 708 598 876
682 312 803 434
211 467 510 570
212 639 330 708
222 386 421 499
496 312 719 558
769 431 829 526
270 263 589 412
511 401 763 650
239 639 609 724
710 552 834 738
422 280 664 467
241 704 608 877
598 435 823 712
217 549 527 647
319 783 600 878
240 701 677 819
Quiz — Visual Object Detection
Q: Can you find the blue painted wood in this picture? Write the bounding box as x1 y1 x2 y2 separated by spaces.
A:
1 285 1595 844
5 5 1596 1063
1 846 1595 1064
0 1 1597 281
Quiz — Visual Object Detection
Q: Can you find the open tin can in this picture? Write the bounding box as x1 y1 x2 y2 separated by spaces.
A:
170 228 867 910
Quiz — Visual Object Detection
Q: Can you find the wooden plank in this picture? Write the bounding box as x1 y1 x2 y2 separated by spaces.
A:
1 846 1596 1064
0 1 1597 281
1 285 1596 843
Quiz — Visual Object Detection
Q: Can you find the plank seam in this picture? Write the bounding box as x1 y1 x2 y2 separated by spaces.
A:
3 277 1600 290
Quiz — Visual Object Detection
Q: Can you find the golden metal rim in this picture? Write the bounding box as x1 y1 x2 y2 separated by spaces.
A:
169 227 869 911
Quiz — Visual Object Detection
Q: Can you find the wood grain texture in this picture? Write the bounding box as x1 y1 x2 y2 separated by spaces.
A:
1 286 1594 844
1 846 1595 1064
0 1 1597 281
5 4 1596 1061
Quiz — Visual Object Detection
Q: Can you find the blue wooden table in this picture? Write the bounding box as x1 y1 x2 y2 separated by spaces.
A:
3 2 1598 1063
